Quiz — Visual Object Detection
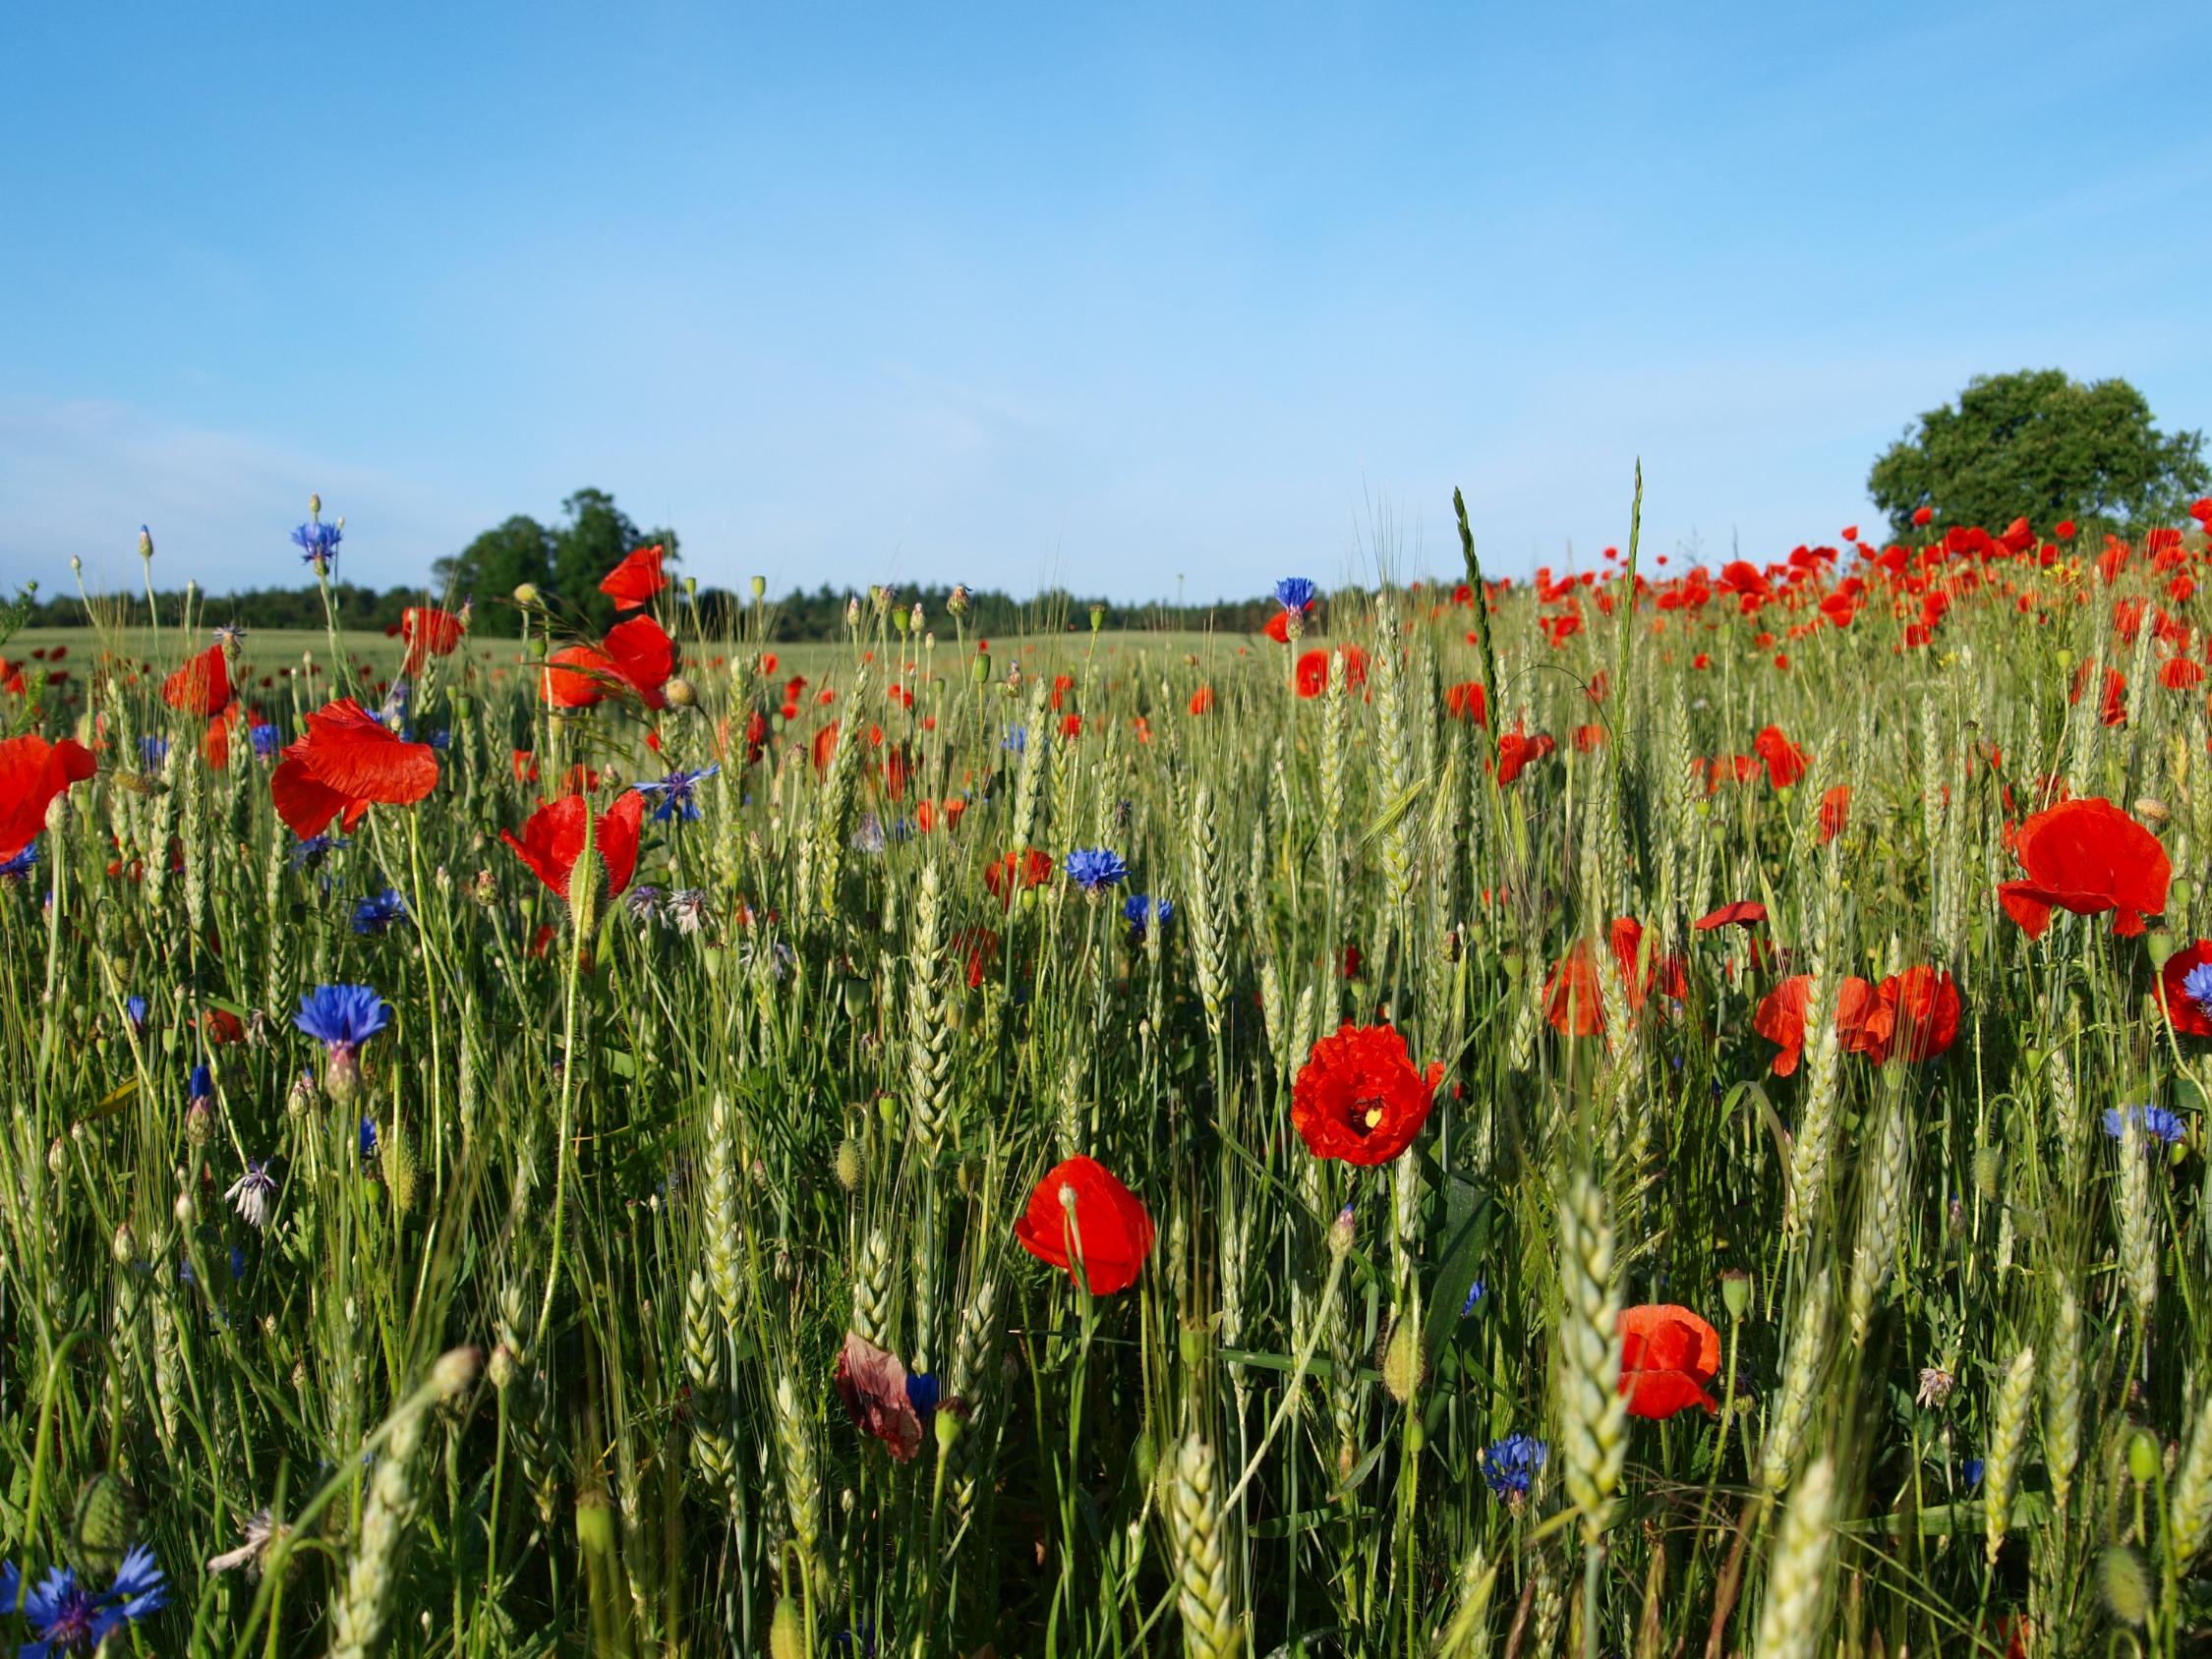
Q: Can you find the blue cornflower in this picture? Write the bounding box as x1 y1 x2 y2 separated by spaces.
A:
359 1117 378 1160
905 1373 941 1419
1002 726 1027 755
1460 1279 1488 1317
1064 848 1129 892
249 722 281 761
634 764 721 823
1123 893 1173 937
351 889 407 936
1275 577 1317 614
139 736 169 769
125 995 147 1034
292 518 342 568
1962 1458 1985 1490
2184 961 2212 1019
188 1063 212 1104
0 1543 169 1651
378 678 411 727
289 834 345 869
2104 1105 2186 1145
294 985 391 1052
228 1244 247 1281
0 841 36 882
1481 1433 1547 1503
851 815 888 855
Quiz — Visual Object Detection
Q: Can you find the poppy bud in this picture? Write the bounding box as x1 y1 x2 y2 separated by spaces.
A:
2103 1544 2150 1627
111 1222 135 1265
1972 1147 2003 1201
934 1407 961 1457
1719 1269 1752 1321
47 1136 66 1177
750 574 768 600
769 1596 805 1659
664 675 697 708
44 795 68 834
1089 602 1106 633
971 651 991 684
834 1136 863 1192
488 1342 519 1390
2128 1430 2162 1485
308 492 321 519
174 1189 196 1227
512 583 540 606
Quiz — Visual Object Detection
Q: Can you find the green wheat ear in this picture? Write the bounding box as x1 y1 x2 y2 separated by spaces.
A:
70 1471 141 1579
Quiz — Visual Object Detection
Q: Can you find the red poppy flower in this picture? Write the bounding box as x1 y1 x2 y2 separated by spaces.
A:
833 1332 923 1462
400 605 467 674
1013 1155 1155 1294
1752 974 1881 1076
1544 919 1685 1036
984 848 1055 905
202 1006 247 1046
1294 645 1368 698
1188 685 1215 715
1912 505 1935 528
1997 796 2170 940
2156 941 2212 1037
161 645 232 717
1443 682 1488 726
0 733 96 862
500 790 646 904
270 699 439 838
1291 1023 1443 1165
1752 724 1809 788
0 659 23 696
1695 899 1768 931
1618 1304 1721 1418
2068 663 2127 727
599 544 669 611
1818 785 1851 844
542 615 676 710
1494 725 1556 784
1862 966 1959 1064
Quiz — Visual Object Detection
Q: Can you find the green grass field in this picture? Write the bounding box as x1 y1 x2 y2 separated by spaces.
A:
1 529 2209 1655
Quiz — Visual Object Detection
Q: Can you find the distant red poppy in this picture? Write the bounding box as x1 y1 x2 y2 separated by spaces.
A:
201 1006 247 1047
1997 796 2170 940
1818 784 1851 844
400 605 467 674
1912 505 1935 528
1443 682 1488 726
501 790 645 904
2068 663 2127 727
599 544 669 611
1188 685 1215 715
2161 658 2205 691
1013 1155 1155 1294
1695 899 1767 931
161 645 231 717
833 1332 923 1462
1572 723 1605 753
1494 725 1556 784
1752 724 1809 788
1618 1304 1721 1418
984 848 1055 905
1543 919 1685 1037
0 733 96 862
270 699 439 838
1290 1023 1443 1165
1294 646 1368 698
2156 941 2212 1037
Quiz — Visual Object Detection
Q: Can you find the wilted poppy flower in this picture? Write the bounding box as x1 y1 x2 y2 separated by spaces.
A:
2156 941 2212 1037
0 733 96 863
1618 1304 1721 1417
1997 796 2170 940
1291 1023 1443 1165
833 1332 924 1462
1013 1155 1155 1294
599 544 669 611
269 700 438 838
1753 724 1809 788
501 791 646 904
400 605 467 674
161 645 232 717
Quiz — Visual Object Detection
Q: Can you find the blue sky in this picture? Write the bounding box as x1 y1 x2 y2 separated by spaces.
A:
3 1 2207 603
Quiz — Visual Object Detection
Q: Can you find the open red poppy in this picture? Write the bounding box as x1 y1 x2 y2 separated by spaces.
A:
270 699 439 838
1996 796 2170 939
599 544 669 611
1862 966 1960 1063
1013 1156 1155 1294
400 605 467 674
2157 941 2212 1037
1618 1304 1721 1417
0 733 96 862
161 645 232 717
1291 1023 1443 1165
983 848 1055 905
542 615 676 710
1752 974 1879 1076
1694 899 1768 932
500 790 645 904
1752 724 1809 788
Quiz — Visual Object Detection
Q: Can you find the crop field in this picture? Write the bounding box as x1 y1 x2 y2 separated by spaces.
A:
5 503 2212 1657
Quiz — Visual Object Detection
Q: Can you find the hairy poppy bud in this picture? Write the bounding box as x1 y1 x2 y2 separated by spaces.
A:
769 1596 804 1659
664 675 697 708
1378 1316 1425 1405
111 1222 135 1265
488 1342 518 1390
512 582 540 606
834 1136 863 1192
174 1189 196 1227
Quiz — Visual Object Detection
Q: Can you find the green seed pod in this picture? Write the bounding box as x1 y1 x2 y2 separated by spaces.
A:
2102 1545 2151 1626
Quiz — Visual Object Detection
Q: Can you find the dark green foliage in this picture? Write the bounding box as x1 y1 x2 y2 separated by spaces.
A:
1868 369 2208 541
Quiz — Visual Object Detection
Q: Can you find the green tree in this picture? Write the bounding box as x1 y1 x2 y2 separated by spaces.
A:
432 516 555 638
434 492 680 637
1868 370 2207 541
